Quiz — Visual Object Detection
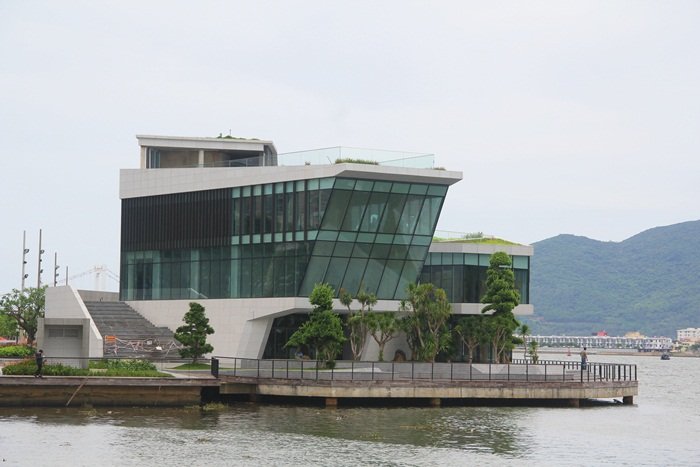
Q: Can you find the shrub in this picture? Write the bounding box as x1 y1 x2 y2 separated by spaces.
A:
2 360 87 376
2 359 169 377
0 345 34 358
89 359 157 371
334 158 379 165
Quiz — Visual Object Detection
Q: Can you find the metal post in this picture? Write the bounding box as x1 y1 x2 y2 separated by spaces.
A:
53 252 59 287
450 362 453 381
286 359 289 379
234 358 237 377
271 359 275 378
371 362 375 381
392 362 395 381
544 363 547 381
431 362 434 380
469 363 472 380
411 361 414 380
489 363 491 381
507 363 510 381
351 360 354 381
21 230 28 290
257 358 260 378
37 229 44 288
301 360 304 379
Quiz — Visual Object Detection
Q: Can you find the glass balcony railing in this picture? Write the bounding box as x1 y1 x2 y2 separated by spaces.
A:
278 146 435 169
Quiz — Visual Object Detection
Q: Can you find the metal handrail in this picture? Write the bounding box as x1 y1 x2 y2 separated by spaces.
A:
210 357 638 383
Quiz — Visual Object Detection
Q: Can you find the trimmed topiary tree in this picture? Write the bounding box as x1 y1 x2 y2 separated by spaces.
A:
174 302 214 364
285 283 345 368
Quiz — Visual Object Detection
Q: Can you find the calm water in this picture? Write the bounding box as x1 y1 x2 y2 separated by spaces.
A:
1 353 698 466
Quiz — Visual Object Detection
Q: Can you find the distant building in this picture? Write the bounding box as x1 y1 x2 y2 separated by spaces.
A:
677 327 700 343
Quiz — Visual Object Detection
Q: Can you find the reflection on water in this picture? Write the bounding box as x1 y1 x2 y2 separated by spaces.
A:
1 354 699 466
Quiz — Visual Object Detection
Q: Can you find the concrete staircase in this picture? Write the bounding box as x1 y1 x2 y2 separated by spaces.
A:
83 301 181 358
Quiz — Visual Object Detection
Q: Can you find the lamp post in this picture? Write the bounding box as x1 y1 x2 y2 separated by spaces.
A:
37 229 45 288
53 252 60 287
21 230 29 290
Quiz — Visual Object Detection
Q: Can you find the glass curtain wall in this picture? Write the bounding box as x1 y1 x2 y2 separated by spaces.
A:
121 177 449 301
419 253 530 304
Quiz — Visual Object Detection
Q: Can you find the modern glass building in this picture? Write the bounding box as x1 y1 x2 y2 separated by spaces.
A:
119 135 533 359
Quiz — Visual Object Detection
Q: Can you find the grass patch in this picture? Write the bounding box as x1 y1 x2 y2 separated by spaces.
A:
432 237 522 245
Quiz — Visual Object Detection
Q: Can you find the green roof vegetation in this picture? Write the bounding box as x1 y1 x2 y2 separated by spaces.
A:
216 133 260 141
335 158 379 165
432 236 522 246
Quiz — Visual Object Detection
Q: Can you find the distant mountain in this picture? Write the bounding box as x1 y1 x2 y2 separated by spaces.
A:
522 220 700 338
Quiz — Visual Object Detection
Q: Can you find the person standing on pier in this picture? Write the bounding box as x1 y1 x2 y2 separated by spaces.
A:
34 349 44 378
580 347 588 370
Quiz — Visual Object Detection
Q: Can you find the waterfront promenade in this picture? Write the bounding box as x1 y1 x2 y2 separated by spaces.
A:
213 357 638 407
0 357 637 407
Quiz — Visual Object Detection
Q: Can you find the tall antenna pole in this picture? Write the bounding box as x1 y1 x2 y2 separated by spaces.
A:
21 230 29 290
37 229 44 288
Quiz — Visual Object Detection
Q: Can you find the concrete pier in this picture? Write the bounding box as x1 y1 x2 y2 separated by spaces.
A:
219 377 638 406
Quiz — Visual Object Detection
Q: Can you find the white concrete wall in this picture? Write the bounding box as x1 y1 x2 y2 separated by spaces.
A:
77 290 119 302
126 297 317 358
45 286 103 358
126 296 532 360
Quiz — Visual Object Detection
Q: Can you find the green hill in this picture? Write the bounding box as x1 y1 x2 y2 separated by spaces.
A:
521 220 700 338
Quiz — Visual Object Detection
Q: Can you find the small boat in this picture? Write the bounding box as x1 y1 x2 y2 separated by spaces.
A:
661 352 671 360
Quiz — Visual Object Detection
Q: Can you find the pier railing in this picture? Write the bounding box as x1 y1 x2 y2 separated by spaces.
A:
211 357 637 383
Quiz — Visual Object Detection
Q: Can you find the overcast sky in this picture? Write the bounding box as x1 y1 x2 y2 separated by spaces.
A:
1 1 699 293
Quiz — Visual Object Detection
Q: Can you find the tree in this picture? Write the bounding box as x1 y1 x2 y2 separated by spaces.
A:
518 323 531 359
340 288 376 360
285 283 345 367
0 313 18 339
481 252 521 363
174 302 214 364
365 312 399 361
0 287 46 346
528 340 539 363
399 283 452 362
482 312 520 363
454 315 488 363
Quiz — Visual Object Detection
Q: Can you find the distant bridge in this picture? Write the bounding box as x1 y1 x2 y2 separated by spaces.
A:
529 335 672 351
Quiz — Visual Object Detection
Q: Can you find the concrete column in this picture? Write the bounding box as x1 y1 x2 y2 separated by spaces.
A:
198 149 205 167
325 397 338 408
623 396 634 405
429 398 441 407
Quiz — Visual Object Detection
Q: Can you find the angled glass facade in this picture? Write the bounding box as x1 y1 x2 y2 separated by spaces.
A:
120 177 448 301
419 252 530 304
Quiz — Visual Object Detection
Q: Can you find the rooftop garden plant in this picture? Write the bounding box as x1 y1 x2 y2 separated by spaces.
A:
335 158 379 165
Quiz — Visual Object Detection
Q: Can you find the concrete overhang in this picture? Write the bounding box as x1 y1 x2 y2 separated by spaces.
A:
120 164 463 199
136 134 276 154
